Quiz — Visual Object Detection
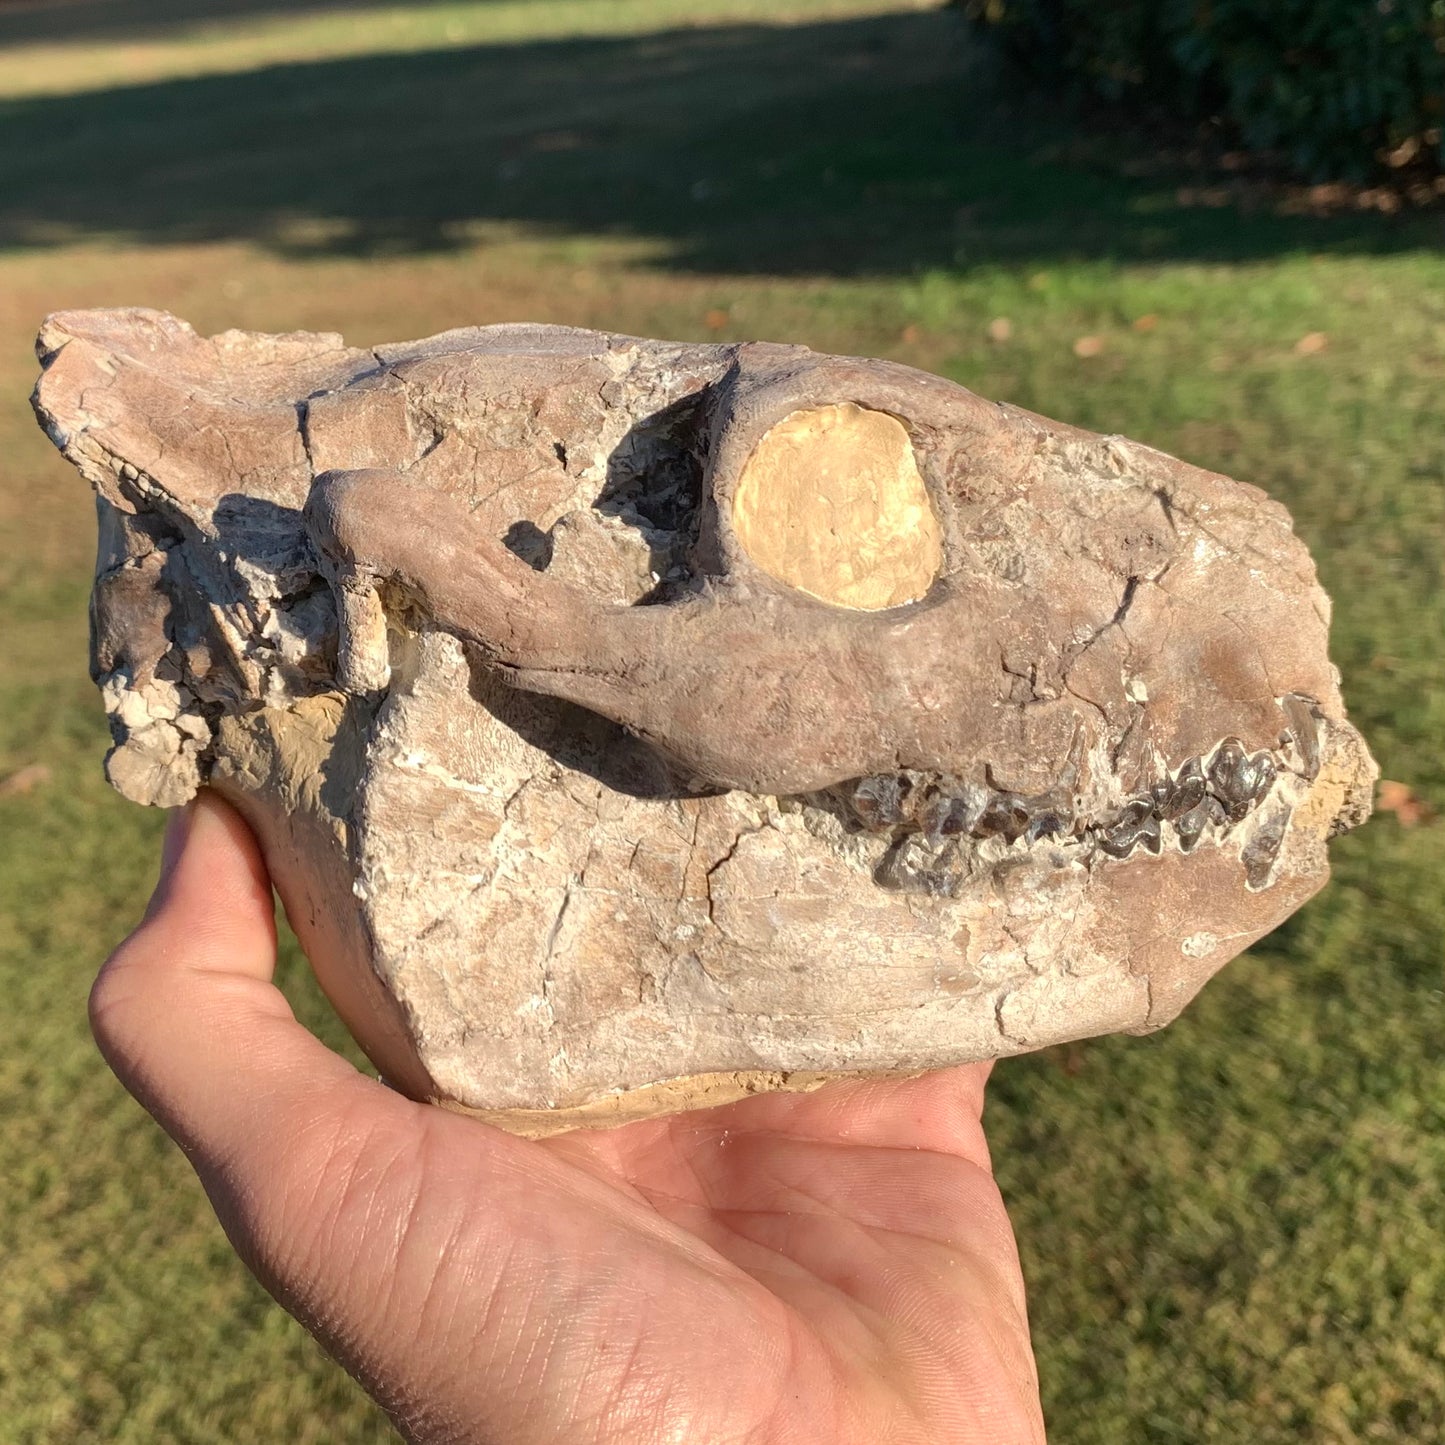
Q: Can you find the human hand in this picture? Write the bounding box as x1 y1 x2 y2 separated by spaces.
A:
91 791 1047 1444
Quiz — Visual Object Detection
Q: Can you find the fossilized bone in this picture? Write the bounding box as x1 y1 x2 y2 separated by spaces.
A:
34 309 1375 1134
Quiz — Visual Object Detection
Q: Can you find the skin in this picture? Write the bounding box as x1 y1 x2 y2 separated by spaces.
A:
91 791 1048 1445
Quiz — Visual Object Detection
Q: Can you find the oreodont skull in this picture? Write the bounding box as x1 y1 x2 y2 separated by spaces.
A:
35 310 1375 1133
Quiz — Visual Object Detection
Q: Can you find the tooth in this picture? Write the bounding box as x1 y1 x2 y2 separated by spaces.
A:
1208 738 1257 821
1175 795 1223 853
1096 798 1157 858
1245 751 1277 801
1025 807 1070 843
975 792 1031 844
1242 807 1290 889
1282 693 1323 778
850 773 913 828
1160 756 1207 819
920 783 986 843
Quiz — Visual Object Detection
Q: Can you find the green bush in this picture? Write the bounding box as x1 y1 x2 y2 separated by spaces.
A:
966 0 1445 181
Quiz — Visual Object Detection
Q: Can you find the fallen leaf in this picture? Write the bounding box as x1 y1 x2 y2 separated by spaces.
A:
1377 779 1436 827
1072 334 1105 358
1385 136 1421 168
1357 187 1402 214
1058 1041 1087 1076
1294 331 1329 356
986 316 1012 342
703 308 730 331
1131 313 1159 332
0 763 51 798
900 323 922 344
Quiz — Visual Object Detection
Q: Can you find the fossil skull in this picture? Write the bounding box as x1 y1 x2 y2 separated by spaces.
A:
34 310 1375 1133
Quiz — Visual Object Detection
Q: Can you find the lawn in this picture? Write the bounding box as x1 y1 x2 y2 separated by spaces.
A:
0 1 1442 1441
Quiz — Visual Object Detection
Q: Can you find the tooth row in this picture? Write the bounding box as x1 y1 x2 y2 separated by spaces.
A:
844 696 1325 883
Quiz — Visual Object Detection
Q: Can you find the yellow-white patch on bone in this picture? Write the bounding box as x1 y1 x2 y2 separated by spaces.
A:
732 403 943 610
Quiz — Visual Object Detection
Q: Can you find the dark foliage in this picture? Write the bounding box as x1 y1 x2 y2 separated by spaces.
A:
965 0 1445 181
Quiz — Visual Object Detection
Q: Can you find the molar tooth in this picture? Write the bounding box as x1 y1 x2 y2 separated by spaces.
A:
1174 795 1223 853
975 792 1030 844
850 773 913 829
875 833 964 897
1025 805 1070 844
922 783 986 843
1160 756 1207 819
1096 797 1156 858
1207 738 1261 821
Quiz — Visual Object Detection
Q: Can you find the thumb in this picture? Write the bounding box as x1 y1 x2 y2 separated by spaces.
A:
89 790 448 1333
90 792 461 1421
90 789 385 1157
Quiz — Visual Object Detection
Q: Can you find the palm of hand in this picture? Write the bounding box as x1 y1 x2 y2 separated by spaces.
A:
92 794 1045 1445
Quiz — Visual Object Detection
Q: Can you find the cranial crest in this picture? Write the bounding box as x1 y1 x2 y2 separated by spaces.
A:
34 309 1376 1134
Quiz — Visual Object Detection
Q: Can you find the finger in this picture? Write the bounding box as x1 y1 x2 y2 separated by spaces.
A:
91 791 386 1156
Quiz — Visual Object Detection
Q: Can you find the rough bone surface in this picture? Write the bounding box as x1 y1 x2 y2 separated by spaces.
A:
33 309 1376 1134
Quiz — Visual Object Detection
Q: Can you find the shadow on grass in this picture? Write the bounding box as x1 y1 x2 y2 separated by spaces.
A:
1 9 1438 273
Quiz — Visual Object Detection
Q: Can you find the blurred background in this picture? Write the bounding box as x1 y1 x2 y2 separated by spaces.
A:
1 0 1442 1440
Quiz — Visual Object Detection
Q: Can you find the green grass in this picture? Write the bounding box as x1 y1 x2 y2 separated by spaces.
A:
1 2 1442 1440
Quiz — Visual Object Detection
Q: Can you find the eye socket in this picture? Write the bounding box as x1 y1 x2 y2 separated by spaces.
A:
730 403 943 610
